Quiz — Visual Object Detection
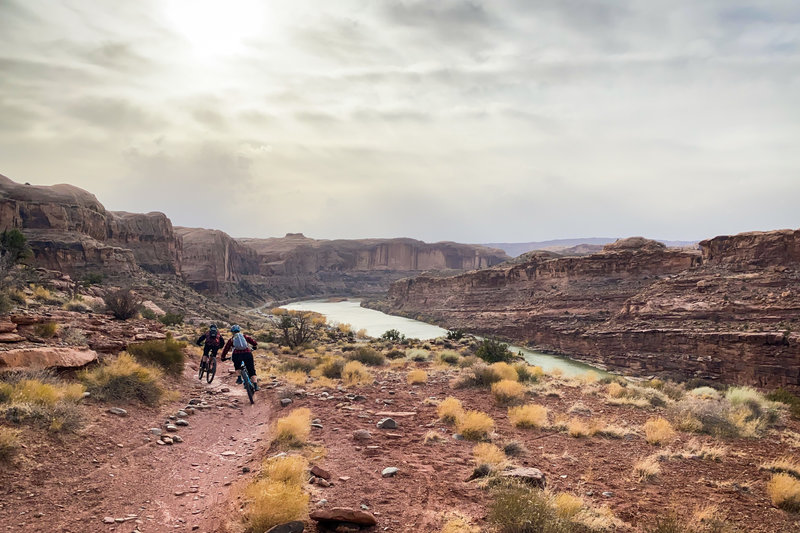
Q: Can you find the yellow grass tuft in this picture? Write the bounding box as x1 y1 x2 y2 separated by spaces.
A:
607 382 626 398
437 397 465 425
457 410 495 441
407 369 428 385
423 430 447 444
553 492 584 519
273 408 312 447
767 473 800 512
490 362 518 382
12 379 60 406
761 457 800 479
508 403 549 429
644 417 677 445
491 379 525 404
342 361 372 386
472 443 506 467
244 478 309 531
633 455 661 482
0 427 20 463
567 417 598 438
440 514 480 533
261 454 308 485
283 371 308 387
80 353 163 405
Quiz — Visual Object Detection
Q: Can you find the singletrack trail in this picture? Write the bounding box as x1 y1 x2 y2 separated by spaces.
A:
0 361 274 533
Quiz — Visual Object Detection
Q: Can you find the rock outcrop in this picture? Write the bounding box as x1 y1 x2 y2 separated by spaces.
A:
380 233 800 390
175 227 261 293
0 347 98 371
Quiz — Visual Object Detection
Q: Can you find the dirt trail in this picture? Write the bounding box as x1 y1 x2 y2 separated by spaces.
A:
0 362 273 533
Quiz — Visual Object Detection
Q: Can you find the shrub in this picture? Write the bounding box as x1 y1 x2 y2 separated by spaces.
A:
33 322 58 338
446 329 466 341
566 417 603 438
261 454 308 485
553 492 583 519
767 387 800 419
347 346 385 366
440 514 479 533
32 285 53 301
79 353 163 405
127 336 186 375
491 362 518 382
633 455 661 482
761 457 800 479
492 379 525 404
158 312 184 326
767 473 800 512
423 430 447 444
244 477 308 531
644 417 676 445
508 404 549 429
342 361 372 386
459 355 479 368
607 382 626 398
488 483 566 533
689 387 721 400
314 357 345 379
457 410 494 441
273 408 311 447
0 427 20 463
473 443 506 468
12 379 60 406
475 338 513 363
669 394 780 438
438 350 461 365
438 397 464 424
407 348 430 362
386 349 405 360
381 329 405 342
82 273 104 286
407 369 428 385
104 289 140 319
515 363 544 383
283 371 307 386
64 299 90 313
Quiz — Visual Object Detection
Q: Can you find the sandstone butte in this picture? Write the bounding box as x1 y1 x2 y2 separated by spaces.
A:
378 231 800 390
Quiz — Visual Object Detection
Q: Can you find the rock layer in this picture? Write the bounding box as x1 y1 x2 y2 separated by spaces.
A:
380 233 800 390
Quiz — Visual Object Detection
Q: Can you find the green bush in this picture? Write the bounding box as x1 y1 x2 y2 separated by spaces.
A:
33 322 58 338
64 299 90 313
105 289 140 320
347 346 385 366
0 292 11 315
139 307 157 320
446 329 466 341
381 329 405 342
438 350 461 365
489 483 569 533
280 358 317 374
386 349 405 360
82 273 104 287
475 338 514 363
767 387 800 419
158 312 184 326
127 335 186 375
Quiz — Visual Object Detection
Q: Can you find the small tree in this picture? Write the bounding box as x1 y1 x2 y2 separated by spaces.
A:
475 338 514 363
381 329 406 342
0 229 32 285
272 310 316 348
105 289 140 320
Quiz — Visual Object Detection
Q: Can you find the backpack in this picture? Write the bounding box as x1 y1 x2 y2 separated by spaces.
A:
205 331 221 348
232 332 249 350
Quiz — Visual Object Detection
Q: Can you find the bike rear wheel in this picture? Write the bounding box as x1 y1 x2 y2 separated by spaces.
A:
198 359 206 380
206 357 217 383
242 367 254 404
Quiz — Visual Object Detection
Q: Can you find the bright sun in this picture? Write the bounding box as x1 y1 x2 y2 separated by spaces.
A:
164 0 265 57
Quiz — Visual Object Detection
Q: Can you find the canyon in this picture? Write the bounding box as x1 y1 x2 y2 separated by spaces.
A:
378 232 800 389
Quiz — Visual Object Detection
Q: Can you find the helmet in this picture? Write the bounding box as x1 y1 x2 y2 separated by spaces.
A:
230 325 241 333
209 324 217 331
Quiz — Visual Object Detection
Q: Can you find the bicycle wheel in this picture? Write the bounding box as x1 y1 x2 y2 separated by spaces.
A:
198 359 206 380
206 357 216 383
242 368 254 404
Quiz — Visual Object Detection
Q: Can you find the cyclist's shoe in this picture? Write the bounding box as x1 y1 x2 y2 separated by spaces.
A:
253 384 260 391
236 376 243 385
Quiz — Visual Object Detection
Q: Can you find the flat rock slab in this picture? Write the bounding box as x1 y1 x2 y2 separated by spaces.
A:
0 347 98 371
311 465 332 480
500 467 546 488
266 521 304 533
0 321 18 333
375 411 416 417
310 507 377 527
0 333 25 343
376 418 397 429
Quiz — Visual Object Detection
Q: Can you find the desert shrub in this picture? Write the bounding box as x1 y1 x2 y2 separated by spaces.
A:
79 353 163 405
553 492 584 519
273 407 311 447
32 285 52 302
457 410 494 441
473 442 506 468
606 384 669 408
407 348 430 362
515 363 544 383
669 393 780 438
381 329 405 342
386 349 405 360
475 338 514 363
508 404 549 429
459 355 479 368
438 350 461 365
127 335 186 375
104 288 140 319
492 379 525 404
342 361 372 386
139 307 157 320
644 417 677 445
0 292 11 314
446 329 466 341
283 371 307 386
503 440 529 457
347 346 385 366
689 387 721 400
607 382 626 398
566 417 606 438
64 299 90 313
488 483 568 533
767 473 800 512
761 457 800 479
315 357 345 379
423 430 447 445
33 321 58 338
407 369 428 384
0 427 20 463
440 514 479 533
491 362 519 382
244 477 308 531
438 397 465 424
280 358 317 374
8 288 26 304
260 454 308 485
633 455 662 482
158 311 184 326
768 387 800 419
82 272 104 286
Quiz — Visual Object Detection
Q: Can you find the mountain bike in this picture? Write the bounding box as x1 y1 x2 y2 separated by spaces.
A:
198 351 217 383
240 360 255 404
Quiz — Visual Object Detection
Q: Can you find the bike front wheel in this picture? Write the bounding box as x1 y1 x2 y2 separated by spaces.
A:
198 360 206 380
206 357 217 383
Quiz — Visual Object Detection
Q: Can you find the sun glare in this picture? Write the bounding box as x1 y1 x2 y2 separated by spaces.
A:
164 0 265 57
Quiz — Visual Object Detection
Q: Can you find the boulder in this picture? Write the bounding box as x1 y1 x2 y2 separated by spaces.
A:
0 347 98 371
311 465 332 480
266 522 304 533
309 508 377 527
0 321 17 334
499 467 546 488
0 333 25 343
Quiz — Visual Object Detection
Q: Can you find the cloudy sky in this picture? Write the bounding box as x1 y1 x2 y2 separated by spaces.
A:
1 0 798 243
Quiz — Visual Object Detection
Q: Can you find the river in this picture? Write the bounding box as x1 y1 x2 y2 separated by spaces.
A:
280 298 605 377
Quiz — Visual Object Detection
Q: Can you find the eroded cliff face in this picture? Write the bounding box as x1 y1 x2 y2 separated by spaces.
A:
0 175 180 274
381 234 800 390
175 227 260 293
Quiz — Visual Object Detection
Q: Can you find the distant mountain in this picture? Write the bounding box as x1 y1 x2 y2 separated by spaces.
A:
483 238 698 258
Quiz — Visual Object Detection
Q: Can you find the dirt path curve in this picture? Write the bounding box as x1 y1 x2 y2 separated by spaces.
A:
0 362 274 533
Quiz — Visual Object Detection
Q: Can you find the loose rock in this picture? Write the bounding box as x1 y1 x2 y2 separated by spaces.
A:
266 521 304 533
309 508 377 527
108 407 127 417
381 467 398 478
352 429 372 441
376 418 397 429
499 467 546 489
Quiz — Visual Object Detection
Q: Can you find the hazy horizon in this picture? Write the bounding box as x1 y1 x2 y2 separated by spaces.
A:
2 1 798 243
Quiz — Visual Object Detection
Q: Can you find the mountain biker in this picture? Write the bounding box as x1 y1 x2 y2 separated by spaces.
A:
221 325 259 390
196 324 224 367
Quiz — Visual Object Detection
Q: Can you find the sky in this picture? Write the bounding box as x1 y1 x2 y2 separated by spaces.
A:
1 0 799 243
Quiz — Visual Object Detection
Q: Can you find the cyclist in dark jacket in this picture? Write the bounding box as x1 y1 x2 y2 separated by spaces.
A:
221 324 259 390
196 324 224 375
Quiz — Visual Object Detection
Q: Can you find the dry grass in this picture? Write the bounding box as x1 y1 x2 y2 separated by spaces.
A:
260 454 308 485
566 417 602 438
437 397 465 425
607 382 626 398
79 353 163 406
440 513 480 533
508 403 549 429
767 473 800 512
32 285 53 301
423 430 447 444
313 357 345 379
407 369 428 385
33 322 58 338
0 427 20 463
761 457 800 479
457 410 495 441
644 417 677 445
490 362 518 382
633 454 662 482
273 408 312 448
342 361 372 386
244 477 309 531
553 492 584 519
491 379 526 404
283 371 308 387
472 442 506 468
